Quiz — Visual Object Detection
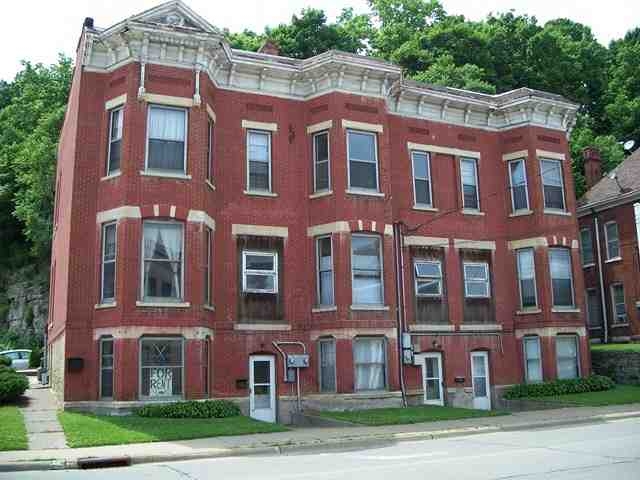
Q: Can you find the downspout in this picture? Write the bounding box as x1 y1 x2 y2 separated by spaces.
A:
393 222 408 407
593 213 609 343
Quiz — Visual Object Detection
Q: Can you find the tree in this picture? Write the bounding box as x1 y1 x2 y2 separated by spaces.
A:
412 54 495 93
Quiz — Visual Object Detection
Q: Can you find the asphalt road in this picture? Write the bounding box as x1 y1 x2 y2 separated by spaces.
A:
5 418 640 479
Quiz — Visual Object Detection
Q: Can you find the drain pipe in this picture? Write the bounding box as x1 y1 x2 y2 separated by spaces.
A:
593 213 609 343
393 222 408 407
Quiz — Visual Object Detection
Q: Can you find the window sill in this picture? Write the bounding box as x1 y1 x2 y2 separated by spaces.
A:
509 209 533 217
459 324 503 332
95 303 117 310
461 209 485 216
604 257 622 264
350 304 390 311
412 205 438 212
205 180 216 191
140 170 191 180
101 171 121 181
136 301 191 308
409 324 454 332
309 190 333 199
551 307 580 313
203 305 215 312
516 308 542 315
234 323 291 331
582 263 596 269
611 322 630 328
345 189 385 198
588 326 603 330
243 190 278 197
543 209 571 216
312 306 337 313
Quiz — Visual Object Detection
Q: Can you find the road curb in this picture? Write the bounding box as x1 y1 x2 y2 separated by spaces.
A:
2 410 639 472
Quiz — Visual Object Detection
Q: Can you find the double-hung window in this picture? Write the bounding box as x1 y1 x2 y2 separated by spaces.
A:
347 130 379 191
146 106 187 173
204 227 212 306
540 159 565 211
101 222 117 304
207 118 214 183
142 222 184 303
549 248 574 308
313 132 330 192
351 235 383 305
414 261 442 297
523 336 542 383
580 228 595 266
354 337 386 391
107 107 123 175
242 251 278 294
247 130 272 192
508 158 529 212
140 337 183 399
412 151 432 207
605 221 620 260
516 248 537 309
460 157 480 210
610 283 627 324
556 335 579 380
316 236 334 306
463 262 490 298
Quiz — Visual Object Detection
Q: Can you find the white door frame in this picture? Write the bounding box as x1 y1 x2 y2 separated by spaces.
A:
414 352 444 406
471 351 491 410
249 355 276 423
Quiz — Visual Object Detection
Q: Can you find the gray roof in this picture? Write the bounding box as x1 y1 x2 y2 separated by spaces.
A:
578 148 640 208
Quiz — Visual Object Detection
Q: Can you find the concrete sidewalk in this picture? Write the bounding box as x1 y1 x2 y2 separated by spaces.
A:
1 403 639 472
18 378 66 450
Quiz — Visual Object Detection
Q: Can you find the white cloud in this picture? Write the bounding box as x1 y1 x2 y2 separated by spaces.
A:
1 0 637 81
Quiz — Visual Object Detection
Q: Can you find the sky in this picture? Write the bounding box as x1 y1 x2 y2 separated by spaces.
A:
0 0 638 81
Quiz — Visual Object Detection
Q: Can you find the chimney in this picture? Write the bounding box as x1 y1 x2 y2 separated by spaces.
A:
583 146 602 190
83 17 94 29
258 40 281 56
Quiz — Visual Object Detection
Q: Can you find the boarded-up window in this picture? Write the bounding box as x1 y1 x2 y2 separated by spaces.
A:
461 250 494 324
412 247 448 324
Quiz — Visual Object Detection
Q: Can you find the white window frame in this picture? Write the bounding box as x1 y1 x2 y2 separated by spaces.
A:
411 150 433 207
516 248 538 309
139 336 185 400
414 260 442 297
523 336 543 384
463 261 490 298
580 227 595 266
99 337 114 399
316 235 334 306
242 250 278 294
610 282 627 324
353 336 387 392
460 157 480 211
145 105 188 174
246 129 272 193
556 335 580 380
549 247 575 309
313 131 330 193
350 233 384 306
540 158 566 212
204 226 212 306
140 220 185 303
100 222 117 304
107 107 123 176
508 158 530 212
346 129 379 192
604 221 621 260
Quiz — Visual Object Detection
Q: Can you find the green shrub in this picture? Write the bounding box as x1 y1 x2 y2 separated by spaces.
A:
503 375 615 399
0 365 29 403
29 348 41 369
135 399 241 419
0 356 11 368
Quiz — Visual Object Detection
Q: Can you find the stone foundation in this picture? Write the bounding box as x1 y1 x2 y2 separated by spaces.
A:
591 350 640 385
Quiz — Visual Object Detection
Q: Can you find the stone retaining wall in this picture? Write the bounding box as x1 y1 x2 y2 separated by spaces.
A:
591 350 640 385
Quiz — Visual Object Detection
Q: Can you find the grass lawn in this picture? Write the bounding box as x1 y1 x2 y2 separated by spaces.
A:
318 405 507 426
591 343 640 352
58 412 288 448
0 406 28 451
537 384 640 406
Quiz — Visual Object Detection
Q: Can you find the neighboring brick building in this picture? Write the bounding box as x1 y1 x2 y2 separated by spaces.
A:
578 147 640 343
48 1 588 422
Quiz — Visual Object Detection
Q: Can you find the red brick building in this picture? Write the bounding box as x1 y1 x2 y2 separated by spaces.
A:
578 148 640 344
48 1 589 422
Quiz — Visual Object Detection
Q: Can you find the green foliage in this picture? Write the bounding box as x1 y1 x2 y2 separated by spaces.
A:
0 365 29 404
412 54 495 93
0 406 28 451
503 375 615 399
0 356 11 368
28 347 41 369
135 400 241 419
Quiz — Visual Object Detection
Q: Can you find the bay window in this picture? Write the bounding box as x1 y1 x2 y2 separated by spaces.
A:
247 130 272 192
313 131 330 192
460 157 480 210
354 337 386 391
146 106 187 173
140 337 183 399
351 234 383 305
142 221 184 303
508 158 529 212
549 248 574 308
412 151 432 207
347 130 378 191
540 159 565 211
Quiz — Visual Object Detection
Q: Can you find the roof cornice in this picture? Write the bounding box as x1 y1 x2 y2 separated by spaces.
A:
577 189 640 217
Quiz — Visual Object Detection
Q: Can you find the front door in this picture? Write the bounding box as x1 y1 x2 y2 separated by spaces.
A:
471 351 491 410
249 355 276 423
422 353 444 405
